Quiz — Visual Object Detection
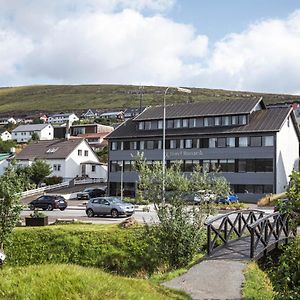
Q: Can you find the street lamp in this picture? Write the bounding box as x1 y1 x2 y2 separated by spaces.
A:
118 161 123 201
162 86 191 204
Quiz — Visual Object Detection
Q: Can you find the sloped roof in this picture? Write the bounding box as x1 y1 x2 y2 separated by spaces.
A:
12 124 50 132
134 98 263 121
107 107 295 139
16 139 83 160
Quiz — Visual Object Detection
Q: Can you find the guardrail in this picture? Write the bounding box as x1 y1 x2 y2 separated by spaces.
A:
74 178 106 185
21 181 70 197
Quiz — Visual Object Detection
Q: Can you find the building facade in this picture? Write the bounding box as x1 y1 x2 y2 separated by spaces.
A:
106 98 300 202
12 124 54 143
48 113 79 124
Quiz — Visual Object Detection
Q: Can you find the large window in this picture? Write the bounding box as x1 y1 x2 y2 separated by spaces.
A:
217 138 226 148
138 122 144 130
189 118 196 128
250 136 262 147
209 138 217 148
263 136 274 146
227 137 235 147
233 184 273 194
185 139 192 149
167 120 174 129
174 119 181 128
239 137 248 147
170 139 177 149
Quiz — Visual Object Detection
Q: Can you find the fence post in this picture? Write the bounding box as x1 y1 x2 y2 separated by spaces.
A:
207 225 211 255
250 227 254 258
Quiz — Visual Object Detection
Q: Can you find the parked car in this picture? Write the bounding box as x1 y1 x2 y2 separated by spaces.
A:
85 197 135 218
28 195 67 211
216 194 239 204
77 187 106 200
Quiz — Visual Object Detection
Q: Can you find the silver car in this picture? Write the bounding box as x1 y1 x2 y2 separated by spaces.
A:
85 197 135 218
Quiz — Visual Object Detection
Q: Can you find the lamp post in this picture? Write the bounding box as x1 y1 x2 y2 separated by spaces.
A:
162 86 191 204
119 161 123 201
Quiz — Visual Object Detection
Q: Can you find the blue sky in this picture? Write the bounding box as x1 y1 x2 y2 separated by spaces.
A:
1 0 300 94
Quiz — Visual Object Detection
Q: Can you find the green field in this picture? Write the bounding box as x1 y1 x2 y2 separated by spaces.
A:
0 84 298 115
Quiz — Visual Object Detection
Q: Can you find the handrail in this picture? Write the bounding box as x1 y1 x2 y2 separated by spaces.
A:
248 212 280 229
205 209 265 225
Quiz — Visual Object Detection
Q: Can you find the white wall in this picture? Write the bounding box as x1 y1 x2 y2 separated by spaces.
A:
40 125 54 140
0 131 11 141
276 115 299 193
0 159 9 175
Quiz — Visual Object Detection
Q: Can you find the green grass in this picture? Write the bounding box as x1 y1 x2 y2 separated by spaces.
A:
242 262 275 300
0 264 190 300
0 84 298 114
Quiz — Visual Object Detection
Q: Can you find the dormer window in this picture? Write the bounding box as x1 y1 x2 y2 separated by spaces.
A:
138 122 144 130
158 120 163 129
239 115 247 125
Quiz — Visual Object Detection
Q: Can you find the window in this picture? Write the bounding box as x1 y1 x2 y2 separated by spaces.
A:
227 137 235 147
158 120 163 129
263 136 274 147
231 115 238 125
246 160 255 172
196 118 204 127
219 160 228 172
182 119 189 128
239 137 248 147
138 122 144 130
200 138 209 148
192 139 199 148
222 116 230 126
151 121 158 129
189 118 196 128
139 141 145 150
239 115 247 125
250 136 262 147
111 142 118 151
210 160 218 172
227 160 235 172
215 117 221 126
167 120 174 129
84 150 88 156
78 150 82 156
179 139 184 149
184 160 193 172
146 140 154 150
238 160 246 172
124 161 131 172
203 160 210 172
209 138 217 148
92 165 96 172
185 139 192 149
145 121 151 130
217 138 226 148
174 119 181 128
130 141 137 150
204 118 209 127
204 117 214 127
256 159 273 172
170 139 177 149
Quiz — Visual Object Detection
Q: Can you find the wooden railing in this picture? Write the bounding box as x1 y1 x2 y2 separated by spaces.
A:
205 210 265 255
249 212 297 259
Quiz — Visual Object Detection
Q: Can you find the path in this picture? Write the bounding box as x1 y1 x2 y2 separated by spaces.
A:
163 239 251 300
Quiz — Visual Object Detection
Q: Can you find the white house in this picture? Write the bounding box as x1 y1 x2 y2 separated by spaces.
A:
48 113 79 124
0 117 17 125
15 139 107 182
12 124 54 143
0 129 12 141
0 153 13 176
81 109 98 119
99 111 124 119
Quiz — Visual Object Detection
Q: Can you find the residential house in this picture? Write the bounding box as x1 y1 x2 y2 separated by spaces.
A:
48 113 79 124
0 117 17 126
0 129 12 141
99 111 124 120
81 109 98 119
124 107 146 119
12 124 54 143
15 139 107 182
106 98 300 202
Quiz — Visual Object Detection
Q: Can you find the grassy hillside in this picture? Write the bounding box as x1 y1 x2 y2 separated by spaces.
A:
0 84 299 116
0 264 189 300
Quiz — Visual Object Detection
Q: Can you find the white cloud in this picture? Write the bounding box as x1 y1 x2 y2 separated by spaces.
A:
1 2 300 94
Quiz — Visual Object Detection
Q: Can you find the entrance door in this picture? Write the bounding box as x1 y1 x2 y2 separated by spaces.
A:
81 164 86 176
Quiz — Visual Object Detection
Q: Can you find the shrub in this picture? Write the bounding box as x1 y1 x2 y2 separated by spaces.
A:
269 236 300 299
6 224 162 276
44 176 63 186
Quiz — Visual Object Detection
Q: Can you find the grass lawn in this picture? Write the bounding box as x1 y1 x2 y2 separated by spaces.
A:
242 262 275 300
0 264 190 300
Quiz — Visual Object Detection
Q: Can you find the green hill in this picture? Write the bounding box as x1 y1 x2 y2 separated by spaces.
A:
0 84 298 116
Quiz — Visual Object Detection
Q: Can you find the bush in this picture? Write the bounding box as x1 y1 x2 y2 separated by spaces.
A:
0 264 188 300
269 236 300 299
44 176 63 186
6 224 162 276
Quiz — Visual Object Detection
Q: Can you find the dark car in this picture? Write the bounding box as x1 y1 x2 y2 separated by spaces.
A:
86 197 135 218
77 187 106 200
29 195 68 211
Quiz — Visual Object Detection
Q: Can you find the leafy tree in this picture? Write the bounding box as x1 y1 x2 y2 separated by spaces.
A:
96 146 108 163
29 160 51 187
0 139 16 153
134 154 230 269
30 132 39 141
0 166 26 257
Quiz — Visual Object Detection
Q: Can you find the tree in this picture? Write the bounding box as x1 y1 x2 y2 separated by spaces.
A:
30 132 40 141
0 139 16 153
0 167 26 259
96 146 108 163
134 155 231 269
29 160 51 187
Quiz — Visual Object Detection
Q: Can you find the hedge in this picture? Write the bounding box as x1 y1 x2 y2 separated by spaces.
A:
6 224 158 276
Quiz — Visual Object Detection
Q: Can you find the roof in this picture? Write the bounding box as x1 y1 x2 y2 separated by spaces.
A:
16 139 84 160
50 113 76 118
0 128 9 134
100 111 123 116
77 132 111 139
107 107 295 139
12 124 50 132
134 98 263 121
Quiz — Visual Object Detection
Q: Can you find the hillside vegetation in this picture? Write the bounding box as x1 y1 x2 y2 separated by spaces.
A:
0 84 299 115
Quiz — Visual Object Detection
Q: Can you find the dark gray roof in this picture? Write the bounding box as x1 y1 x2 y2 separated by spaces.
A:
12 124 50 132
16 139 83 160
107 107 295 139
134 98 263 121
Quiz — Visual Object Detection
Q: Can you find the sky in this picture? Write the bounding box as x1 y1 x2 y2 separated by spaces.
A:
1 0 300 94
